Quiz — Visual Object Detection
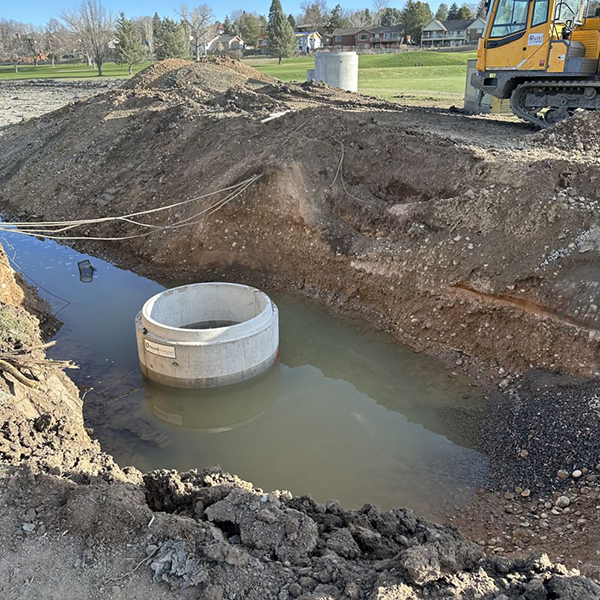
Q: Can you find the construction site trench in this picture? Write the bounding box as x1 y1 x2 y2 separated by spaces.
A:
2 58 600 598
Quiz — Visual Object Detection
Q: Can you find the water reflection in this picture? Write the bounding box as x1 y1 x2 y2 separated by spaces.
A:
143 366 281 432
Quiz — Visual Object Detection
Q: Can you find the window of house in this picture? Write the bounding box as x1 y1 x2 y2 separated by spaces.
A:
490 0 529 36
358 33 368 40
393 32 400 39
335 35 342 42
384 33 390 39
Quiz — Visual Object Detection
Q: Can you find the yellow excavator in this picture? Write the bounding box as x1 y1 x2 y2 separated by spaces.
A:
472 0 600 126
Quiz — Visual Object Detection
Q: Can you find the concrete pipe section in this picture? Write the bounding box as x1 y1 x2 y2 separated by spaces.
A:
135 283 279 389
314 51 359 93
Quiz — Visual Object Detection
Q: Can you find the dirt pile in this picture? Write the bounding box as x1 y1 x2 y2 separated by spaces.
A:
126 57 272 93
536 110 600 153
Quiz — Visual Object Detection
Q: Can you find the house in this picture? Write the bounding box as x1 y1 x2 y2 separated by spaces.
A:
199 34 221 55
295 31 322 54
257 32 269 55
323 25 405 51
421 18 485 48
215 34 245 52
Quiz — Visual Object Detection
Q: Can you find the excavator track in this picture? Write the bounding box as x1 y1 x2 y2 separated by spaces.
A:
510 79 600 128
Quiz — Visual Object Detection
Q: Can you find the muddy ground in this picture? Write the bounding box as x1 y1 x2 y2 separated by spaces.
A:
2 58 600 597
0 79 123 127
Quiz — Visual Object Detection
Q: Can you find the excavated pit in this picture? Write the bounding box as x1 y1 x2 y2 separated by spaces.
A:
0 226 489 519
3 59 600 595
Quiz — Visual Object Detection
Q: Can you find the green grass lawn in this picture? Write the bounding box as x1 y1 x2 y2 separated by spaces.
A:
246 51 476 105
0 51 476 106
0 61 152 80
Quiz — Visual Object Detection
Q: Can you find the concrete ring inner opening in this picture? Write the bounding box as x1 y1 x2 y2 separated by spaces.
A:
144 282 269 331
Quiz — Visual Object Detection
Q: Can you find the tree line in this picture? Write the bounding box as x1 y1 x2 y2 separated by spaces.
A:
0 0 218 75
224 0 485 45
0 0 488 75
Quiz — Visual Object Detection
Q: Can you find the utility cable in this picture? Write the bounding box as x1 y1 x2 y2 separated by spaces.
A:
0 175 262 242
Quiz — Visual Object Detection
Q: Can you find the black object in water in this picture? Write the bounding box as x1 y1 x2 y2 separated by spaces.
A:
77 260 96 283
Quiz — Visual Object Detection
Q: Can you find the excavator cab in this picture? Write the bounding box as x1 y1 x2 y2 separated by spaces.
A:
472 0 600 126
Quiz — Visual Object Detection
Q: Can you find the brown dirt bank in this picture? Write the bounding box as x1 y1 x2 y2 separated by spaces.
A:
1 59 600 386
0 242 599 599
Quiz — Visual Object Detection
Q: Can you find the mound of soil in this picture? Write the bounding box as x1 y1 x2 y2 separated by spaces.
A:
536 111 600 153
126 57 273 96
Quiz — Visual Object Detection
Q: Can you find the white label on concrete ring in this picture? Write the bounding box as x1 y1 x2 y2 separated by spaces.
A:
145 339 176 358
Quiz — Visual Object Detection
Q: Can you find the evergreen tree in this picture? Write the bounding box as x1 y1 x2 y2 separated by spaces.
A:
379 7 403 25
401 0 433 43
223 15 234 34
364 8 373 24
287 13 296 28
447 2 460 19
329 4 348 29
435 2 449 19
115 12 146 75
152 12 161 43
457 3 475 18
268 0 296 64
155 17 188 60
238 12 262 46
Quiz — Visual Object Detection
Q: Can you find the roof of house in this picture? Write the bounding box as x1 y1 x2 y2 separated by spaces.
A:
432 18 483 31
219 34 242 43
295 31 322 38
368 25 405 34
328 24 404 37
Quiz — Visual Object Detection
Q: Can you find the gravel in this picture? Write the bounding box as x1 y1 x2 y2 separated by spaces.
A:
482 370 600 493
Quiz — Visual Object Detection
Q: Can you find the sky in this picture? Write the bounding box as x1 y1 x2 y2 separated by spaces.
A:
3 0 447 27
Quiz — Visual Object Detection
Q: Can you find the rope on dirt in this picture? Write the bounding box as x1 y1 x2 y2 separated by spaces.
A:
0 175 262 242
329 138 373 206
0 176 261 228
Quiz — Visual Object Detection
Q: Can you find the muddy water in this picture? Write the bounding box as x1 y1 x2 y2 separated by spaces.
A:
0 230 489 519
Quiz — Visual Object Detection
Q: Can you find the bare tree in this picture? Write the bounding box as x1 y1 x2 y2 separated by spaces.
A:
137 16 155 57
0 20 28 72
346 9 372 27
23 25 45 66
62 0 114 76
44 19 70 67
299 0 330 28
372 0 390 25
176 3 215 61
